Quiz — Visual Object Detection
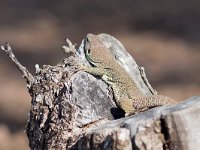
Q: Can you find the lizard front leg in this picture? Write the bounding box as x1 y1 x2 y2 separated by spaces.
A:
77 64 106 76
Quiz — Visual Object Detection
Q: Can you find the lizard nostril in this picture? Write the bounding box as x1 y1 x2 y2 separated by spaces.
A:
88 49 91 54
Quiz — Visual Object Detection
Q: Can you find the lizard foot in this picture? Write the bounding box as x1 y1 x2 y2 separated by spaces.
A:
74 63 88 73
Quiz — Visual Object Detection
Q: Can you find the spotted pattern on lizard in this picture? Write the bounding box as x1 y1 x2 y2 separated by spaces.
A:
81 34 176 115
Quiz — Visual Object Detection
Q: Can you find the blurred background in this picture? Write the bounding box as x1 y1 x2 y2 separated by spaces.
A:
0 0 200 149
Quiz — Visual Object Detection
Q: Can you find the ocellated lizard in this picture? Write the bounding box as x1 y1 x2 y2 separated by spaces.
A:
80 34 176 115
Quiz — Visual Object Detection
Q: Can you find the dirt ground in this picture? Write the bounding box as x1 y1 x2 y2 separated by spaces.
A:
0 1 200 149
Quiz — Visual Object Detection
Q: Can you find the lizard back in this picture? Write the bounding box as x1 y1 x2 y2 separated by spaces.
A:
86 34 144 101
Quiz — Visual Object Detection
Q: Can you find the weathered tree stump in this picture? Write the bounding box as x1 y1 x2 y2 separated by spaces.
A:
1 34 200 150
77 96 200 150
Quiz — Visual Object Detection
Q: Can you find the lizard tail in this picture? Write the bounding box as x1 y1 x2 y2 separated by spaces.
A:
133 95 177 110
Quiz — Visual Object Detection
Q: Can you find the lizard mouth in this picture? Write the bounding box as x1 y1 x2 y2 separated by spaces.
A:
85 53 101 66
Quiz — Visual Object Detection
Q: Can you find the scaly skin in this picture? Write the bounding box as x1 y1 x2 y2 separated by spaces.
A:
82 34 176 114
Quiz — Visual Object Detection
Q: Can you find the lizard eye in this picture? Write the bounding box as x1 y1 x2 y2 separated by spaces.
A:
87 49 91 54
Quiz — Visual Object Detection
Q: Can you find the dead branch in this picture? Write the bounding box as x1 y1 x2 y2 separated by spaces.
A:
1 43 34 85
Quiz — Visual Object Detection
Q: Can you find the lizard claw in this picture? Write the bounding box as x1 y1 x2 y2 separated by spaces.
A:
125 112 131 117
74 63 87 73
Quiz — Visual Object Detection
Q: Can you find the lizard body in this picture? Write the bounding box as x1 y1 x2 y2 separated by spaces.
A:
82 34 176 114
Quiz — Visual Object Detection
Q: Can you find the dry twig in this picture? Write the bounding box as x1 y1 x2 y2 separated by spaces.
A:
1 43 34 85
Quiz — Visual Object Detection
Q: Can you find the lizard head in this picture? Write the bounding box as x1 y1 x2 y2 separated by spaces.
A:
84 34 110 67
